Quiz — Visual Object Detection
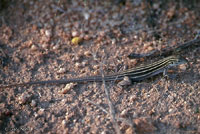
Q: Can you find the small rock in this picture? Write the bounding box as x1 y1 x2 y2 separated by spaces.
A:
34 113 39 118
52 45 60 50
45 29 52 37
133 118 156 133
60 83 76 94
168 108 173 113
179 64 187 71
81 60 88 67
130 59 138 65
62 120 67 128
57 67 67 74
153 3 160 9
30 100 37 107
130 95 137 102
118 76 132 87
99 31 105 37
121 109 128 117
125 127 134 134
147 46 154 51
38 108 45 115
71 37 82 45
18 93 31 104
133 35 138 39
72 31 79 37
197 114 200 120
30 45 38 51
111 39 116 45
83 12 90 20
84 34 90 41
84 51 92 57
143 42 150 48
75 62 81 68
93 64 99 70
148 108 155 116
167 6 176 19
101 131 107 134
174 121 181 128
41 43 48 49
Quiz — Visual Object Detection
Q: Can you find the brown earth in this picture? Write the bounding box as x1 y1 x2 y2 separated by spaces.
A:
0 0 199 134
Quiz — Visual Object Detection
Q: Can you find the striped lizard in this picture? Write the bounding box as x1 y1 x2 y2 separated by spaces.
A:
0 55 187 88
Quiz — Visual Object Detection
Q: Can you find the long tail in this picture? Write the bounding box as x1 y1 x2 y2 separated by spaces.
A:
0 75 120 88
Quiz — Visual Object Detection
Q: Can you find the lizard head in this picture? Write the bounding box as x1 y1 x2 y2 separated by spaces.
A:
167 55 188 67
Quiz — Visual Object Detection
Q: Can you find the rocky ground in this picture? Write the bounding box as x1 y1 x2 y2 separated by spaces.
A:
0 0 199 134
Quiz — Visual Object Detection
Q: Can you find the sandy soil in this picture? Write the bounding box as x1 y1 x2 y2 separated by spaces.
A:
0 0 199 134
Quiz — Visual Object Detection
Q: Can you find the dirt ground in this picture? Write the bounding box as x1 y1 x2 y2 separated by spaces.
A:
0 0 200 134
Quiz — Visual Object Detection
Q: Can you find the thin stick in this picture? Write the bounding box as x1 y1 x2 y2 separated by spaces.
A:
100 62 121 134
128 33 200 59
86 98 135 132
85 98 108 114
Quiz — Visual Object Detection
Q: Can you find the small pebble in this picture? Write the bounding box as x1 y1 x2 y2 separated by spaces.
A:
52 45 60 50
30 100 37 107
121 109 128 117
174 121 181 128
143 42 150 48
147 46 154 51
93 70 99 75
130 59 137 65
134 35 138 39
71 37 82 45
101 131 107 134
129 95 137 102
81 60 88 67
84 51 92 57
153 3 160 9
133 118 157 133
60 83 76 94
84 35 90 41
57 67 67 74
41 43 48 49
179 64 187 71
62 120 67 128
34 113 39 118
83 12 90 20
168 108 173 113
75 62 81 68
197 114 200 120
18 93 31 104
30 45 38 51
38 108 45 115
118 76 132 86
72 31 79 37
111 39 116 45
93 65 99 70
45 29 52 37
125 127 134 134
99 31 105 37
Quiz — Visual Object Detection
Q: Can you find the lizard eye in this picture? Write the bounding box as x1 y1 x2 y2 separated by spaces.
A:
170 61 177 66
171 61 175 64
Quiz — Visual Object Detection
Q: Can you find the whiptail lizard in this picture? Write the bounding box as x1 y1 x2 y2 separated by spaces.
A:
0 55 187 88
